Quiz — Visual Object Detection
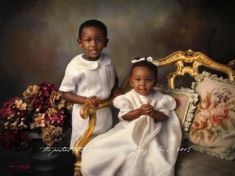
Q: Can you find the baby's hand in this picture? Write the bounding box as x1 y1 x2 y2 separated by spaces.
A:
140 103 154 116
85 96 101 107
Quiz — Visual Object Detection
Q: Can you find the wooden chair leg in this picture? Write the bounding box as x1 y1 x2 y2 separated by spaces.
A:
73 146 82 176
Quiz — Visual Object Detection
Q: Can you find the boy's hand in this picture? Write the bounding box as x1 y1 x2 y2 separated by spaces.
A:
85 96 101 107
140 103 154 116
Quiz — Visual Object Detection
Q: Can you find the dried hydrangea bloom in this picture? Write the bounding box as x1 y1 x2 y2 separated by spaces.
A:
0 82 71 149
31 113 46 128
42 124 63 146
0 97 20 119
46 108 65 126
23 85 40 100
15 99 27 111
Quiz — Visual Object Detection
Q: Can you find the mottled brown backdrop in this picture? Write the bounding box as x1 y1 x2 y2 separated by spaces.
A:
0 0 235 106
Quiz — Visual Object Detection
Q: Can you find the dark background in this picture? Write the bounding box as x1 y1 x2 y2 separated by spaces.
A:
0 0 235 107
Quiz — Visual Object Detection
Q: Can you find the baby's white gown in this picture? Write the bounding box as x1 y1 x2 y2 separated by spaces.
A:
81 89 182 176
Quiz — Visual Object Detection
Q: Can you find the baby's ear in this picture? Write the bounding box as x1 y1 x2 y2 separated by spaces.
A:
129 76 134 87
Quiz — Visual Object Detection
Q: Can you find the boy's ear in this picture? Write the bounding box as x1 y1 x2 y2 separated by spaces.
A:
104 38 109 47
77 39 82 47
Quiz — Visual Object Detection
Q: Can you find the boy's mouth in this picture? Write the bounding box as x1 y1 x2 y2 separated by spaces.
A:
90 48 97 51
90 49 99 55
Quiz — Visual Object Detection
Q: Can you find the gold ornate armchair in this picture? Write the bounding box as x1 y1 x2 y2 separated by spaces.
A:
72 50 234 176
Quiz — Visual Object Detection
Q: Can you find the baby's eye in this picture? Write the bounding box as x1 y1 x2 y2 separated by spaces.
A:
135 78 141 81
146 79 153 83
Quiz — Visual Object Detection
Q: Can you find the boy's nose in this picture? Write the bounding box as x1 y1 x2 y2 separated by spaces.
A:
90 40 97 46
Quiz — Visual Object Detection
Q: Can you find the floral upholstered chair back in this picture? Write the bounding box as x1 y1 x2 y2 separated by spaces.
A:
155 50 235 160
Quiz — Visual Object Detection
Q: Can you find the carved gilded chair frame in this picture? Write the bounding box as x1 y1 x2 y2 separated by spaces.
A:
155 50 234 89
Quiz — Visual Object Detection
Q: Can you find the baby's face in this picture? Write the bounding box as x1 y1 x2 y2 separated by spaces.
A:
78 26 108 61
130 66 156 96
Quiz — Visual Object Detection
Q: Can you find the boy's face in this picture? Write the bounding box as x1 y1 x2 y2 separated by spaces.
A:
78 26 108 61
130 66 156 96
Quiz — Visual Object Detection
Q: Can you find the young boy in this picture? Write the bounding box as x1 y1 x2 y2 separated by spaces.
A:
59 19 119 149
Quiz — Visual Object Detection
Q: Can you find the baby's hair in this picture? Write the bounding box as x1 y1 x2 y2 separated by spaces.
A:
130 57 158 82
78 19 108 39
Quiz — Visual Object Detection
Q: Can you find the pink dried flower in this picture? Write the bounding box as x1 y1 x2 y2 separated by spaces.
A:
46 108 65 126
0 97 21 119
0 129 31 150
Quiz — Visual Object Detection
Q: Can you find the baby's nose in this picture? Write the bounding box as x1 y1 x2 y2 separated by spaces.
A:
140 81 146 86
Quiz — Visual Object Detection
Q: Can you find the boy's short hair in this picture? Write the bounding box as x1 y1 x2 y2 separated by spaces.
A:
78 19 108 39
130 58 158 82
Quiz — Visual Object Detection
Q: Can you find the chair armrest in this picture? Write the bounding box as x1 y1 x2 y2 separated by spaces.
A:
72 98 113 176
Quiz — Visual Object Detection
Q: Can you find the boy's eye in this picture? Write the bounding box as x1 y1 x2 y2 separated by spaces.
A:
84 39 91 42
135 78 141 81
96 38 104 43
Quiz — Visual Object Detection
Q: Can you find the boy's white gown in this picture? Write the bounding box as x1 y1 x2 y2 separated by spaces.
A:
59 53 116 148
81 89 182 176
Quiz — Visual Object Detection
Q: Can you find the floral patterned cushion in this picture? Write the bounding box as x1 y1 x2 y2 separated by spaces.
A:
189 72 235 160
169 88 199 137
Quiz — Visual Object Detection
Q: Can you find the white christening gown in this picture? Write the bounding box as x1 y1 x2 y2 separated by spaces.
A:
81 89 182 176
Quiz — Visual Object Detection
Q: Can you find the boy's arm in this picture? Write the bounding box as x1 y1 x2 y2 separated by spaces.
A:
61 92 87 104
61 92 101 106
110 75 123 97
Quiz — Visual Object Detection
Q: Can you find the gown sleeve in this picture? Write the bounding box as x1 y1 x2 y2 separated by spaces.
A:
156 94 176 116
113 95 133 120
